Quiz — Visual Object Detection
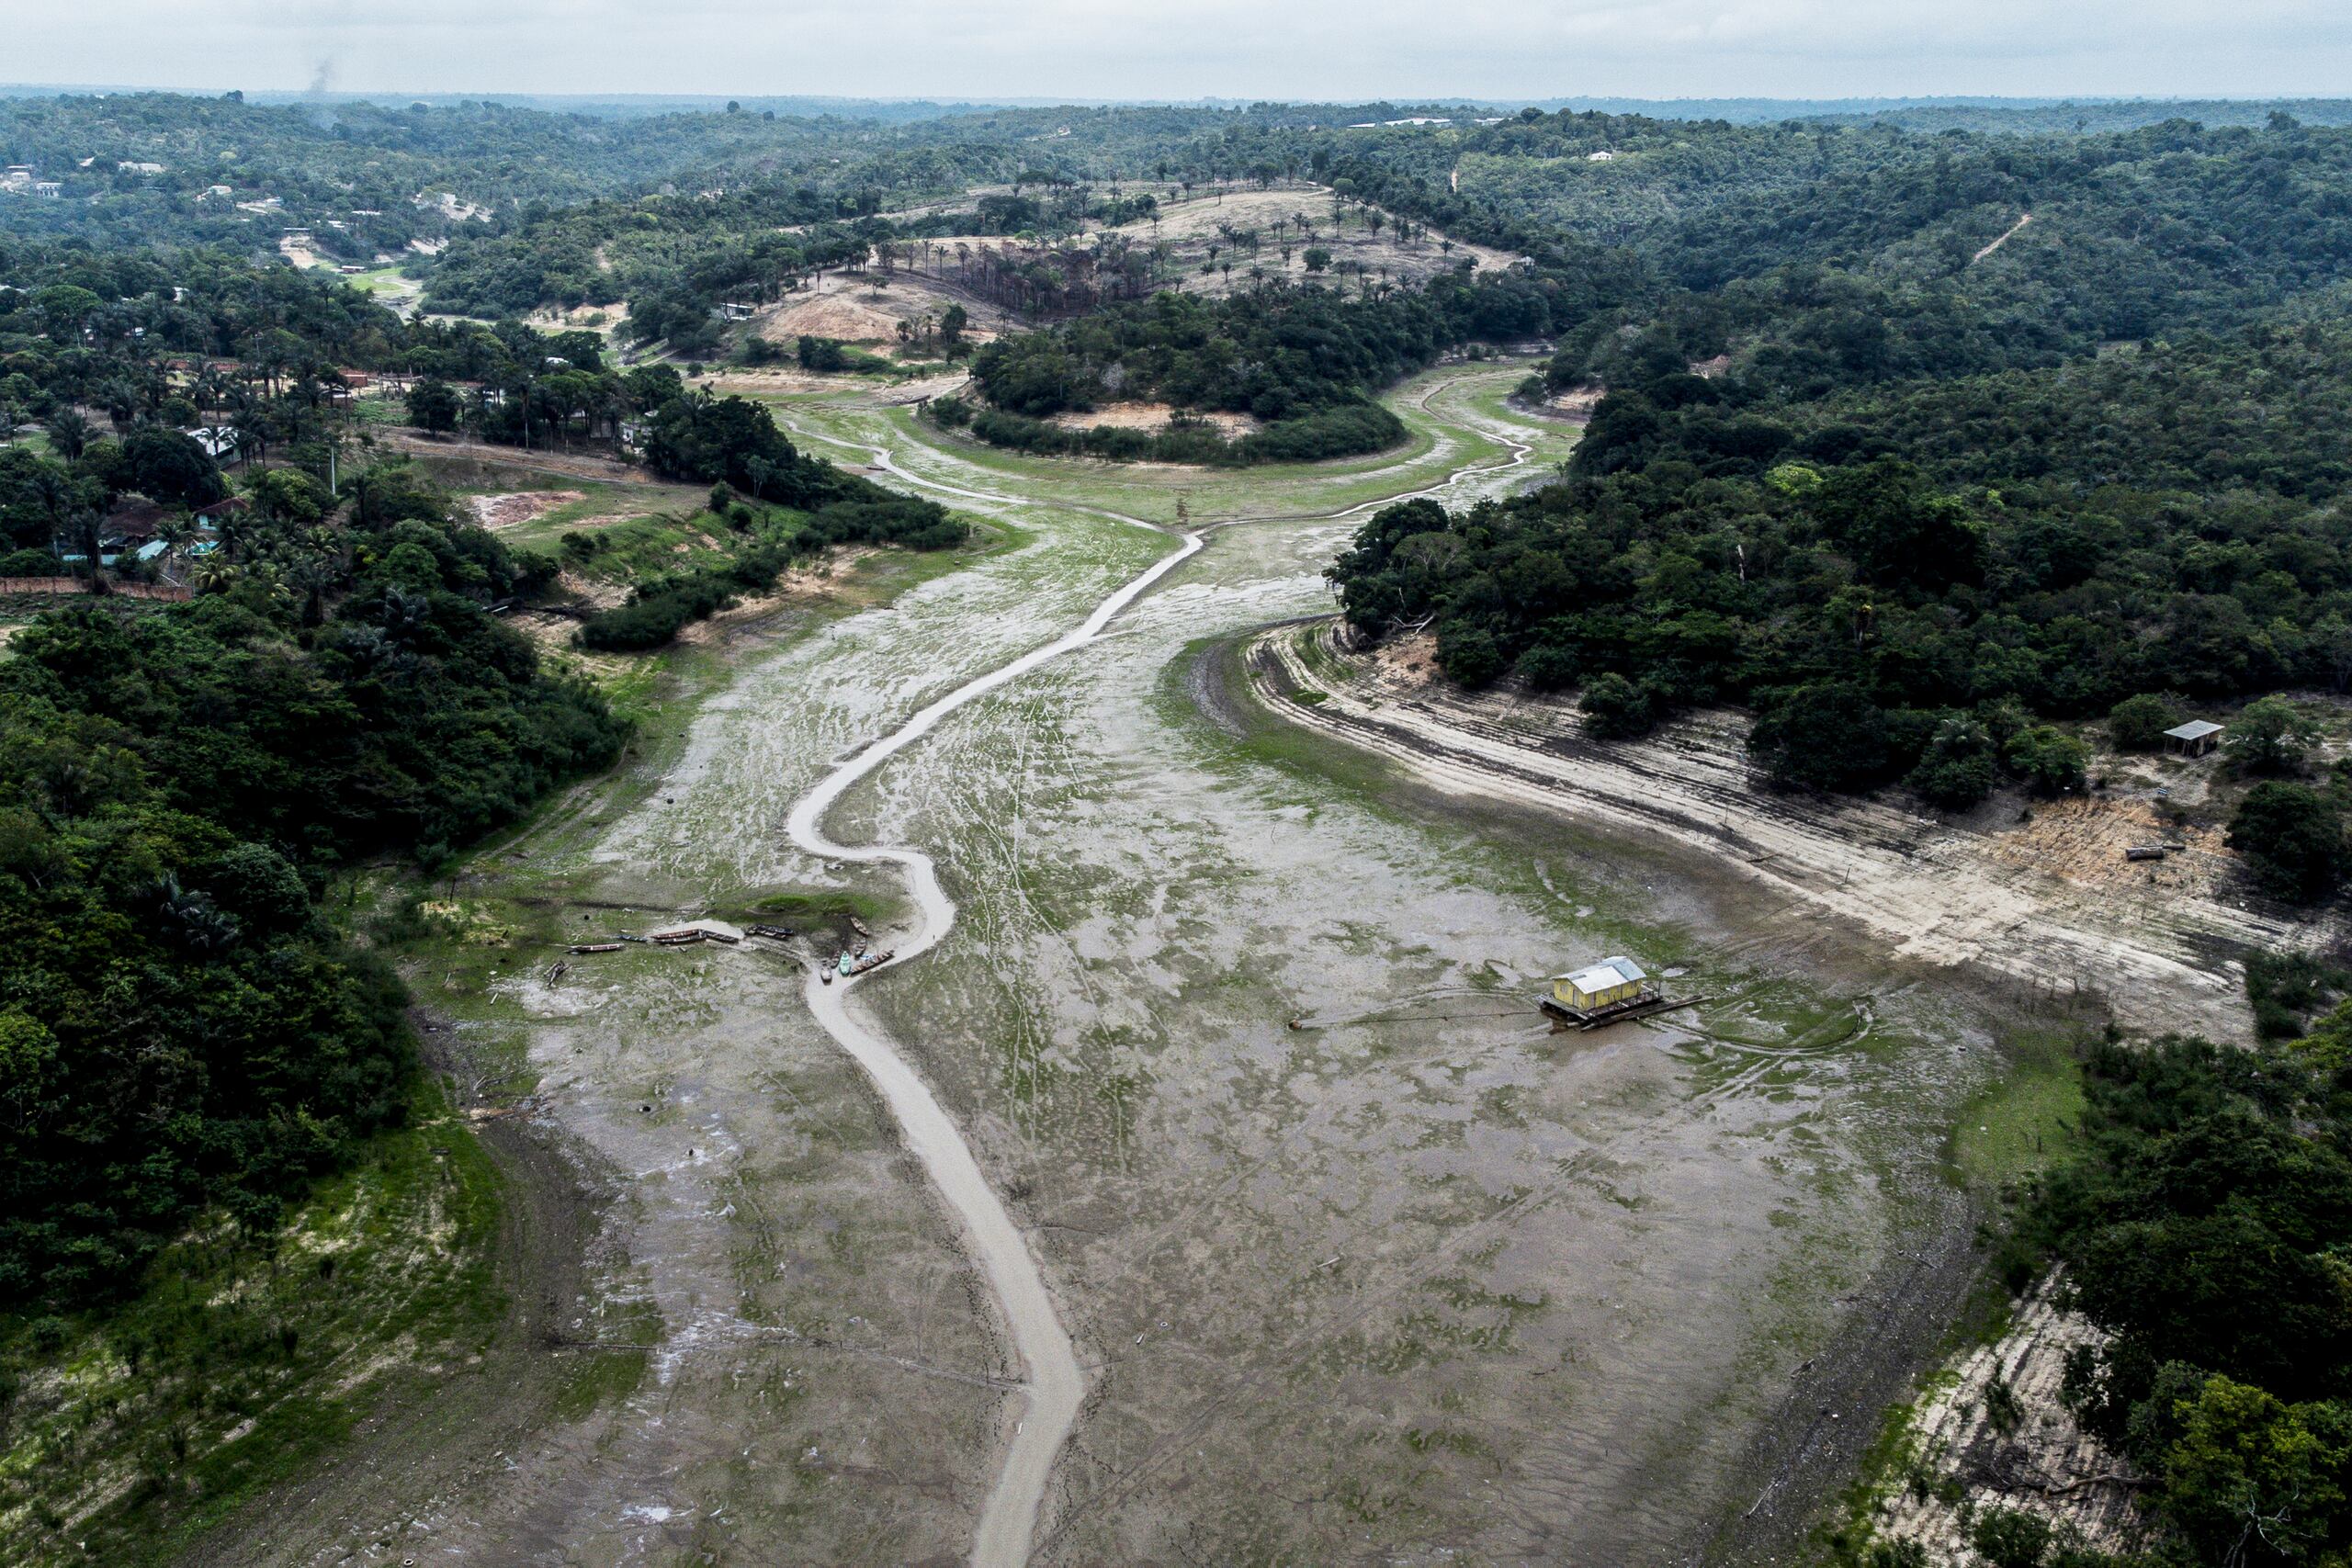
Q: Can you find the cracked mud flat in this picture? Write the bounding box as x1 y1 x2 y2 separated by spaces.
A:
216 366 2048 1565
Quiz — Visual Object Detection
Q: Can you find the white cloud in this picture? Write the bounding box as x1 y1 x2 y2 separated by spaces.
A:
6 0 2346 101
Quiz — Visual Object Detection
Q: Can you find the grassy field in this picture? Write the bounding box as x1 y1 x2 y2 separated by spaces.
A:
1947 1032 2088 1190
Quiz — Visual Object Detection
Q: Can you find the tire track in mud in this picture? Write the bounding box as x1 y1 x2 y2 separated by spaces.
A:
767 375 1544 1563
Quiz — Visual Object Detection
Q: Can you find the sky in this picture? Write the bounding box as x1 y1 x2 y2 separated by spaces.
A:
4 0 2348 104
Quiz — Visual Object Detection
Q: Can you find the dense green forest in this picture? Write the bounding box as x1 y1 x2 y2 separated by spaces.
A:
1332 318 2352 712
1326 319 2352 852
0 491 623 1302
1316 109 2352 898
0 237 965 1307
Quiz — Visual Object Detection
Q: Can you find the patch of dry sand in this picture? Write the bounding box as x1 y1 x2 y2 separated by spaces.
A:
1048 401 1261 436
759 292 910 345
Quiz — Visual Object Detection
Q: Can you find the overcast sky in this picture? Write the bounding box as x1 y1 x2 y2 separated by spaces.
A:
7 1 2348 103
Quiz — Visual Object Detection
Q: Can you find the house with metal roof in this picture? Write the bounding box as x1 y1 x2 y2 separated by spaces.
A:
1553 956 1649 1012
2164 719 2223 758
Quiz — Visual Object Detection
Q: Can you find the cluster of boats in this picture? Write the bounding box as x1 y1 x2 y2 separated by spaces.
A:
823 945 896 983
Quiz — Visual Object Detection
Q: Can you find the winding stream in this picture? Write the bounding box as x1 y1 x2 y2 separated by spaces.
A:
198 363 1992 1568
783 523 1197 1566
775 385 1539 1564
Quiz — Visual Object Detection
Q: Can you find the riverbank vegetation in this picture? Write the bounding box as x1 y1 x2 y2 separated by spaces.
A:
1321 113 2352 883
1962 992 2352 1567
0 483 624 1308
935 268 1577 463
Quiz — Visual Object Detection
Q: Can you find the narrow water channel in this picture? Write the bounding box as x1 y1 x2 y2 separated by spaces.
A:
774 394 1538 1563
784 522 1200 1564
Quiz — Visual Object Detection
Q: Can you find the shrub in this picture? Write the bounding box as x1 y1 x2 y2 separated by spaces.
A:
576 584 719 650
2007 725 2090 795
2108 692 2179 752
1968 1506 2052 1568
2228 695 2318 774
1581 672 1656 739
797 335 848 371
1748 682 1891 791
1907 714 1999 810
1435 625 1504 687
1518 642 1580 691
2230 781 2351 902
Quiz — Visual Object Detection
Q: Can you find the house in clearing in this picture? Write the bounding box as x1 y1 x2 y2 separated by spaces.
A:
192 495 248 531
2164 719 2224 758
101 496 170 548
1553 956 1650 1012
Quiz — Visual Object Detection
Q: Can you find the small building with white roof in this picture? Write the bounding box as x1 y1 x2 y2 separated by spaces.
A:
2164 719 2223 758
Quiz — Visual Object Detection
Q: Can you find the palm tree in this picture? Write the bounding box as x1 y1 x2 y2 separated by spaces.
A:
190 555 239 595
287 551 336 626
194 365 230 423
97 378 141 431
45 409 92 460
211 495 254 561
63 503 107 595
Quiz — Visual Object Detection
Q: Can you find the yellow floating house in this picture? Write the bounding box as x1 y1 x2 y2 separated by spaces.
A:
1553 956 1651 1012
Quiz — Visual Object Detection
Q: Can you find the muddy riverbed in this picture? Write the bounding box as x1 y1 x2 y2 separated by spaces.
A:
211 366 2052 1566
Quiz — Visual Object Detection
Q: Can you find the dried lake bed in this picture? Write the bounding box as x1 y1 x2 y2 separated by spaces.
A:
213 365 2061 1566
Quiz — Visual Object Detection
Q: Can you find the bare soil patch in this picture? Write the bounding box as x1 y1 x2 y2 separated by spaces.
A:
1521 384 1604 423
1047 401 1261 437
465 489 585 531
752 268 1012 348
906 182 1521 309
1116 184 1521 299
761 291 910 344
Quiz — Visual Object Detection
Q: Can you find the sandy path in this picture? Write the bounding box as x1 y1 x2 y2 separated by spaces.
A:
1972 211 2034 263
1250 624 2321 1038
